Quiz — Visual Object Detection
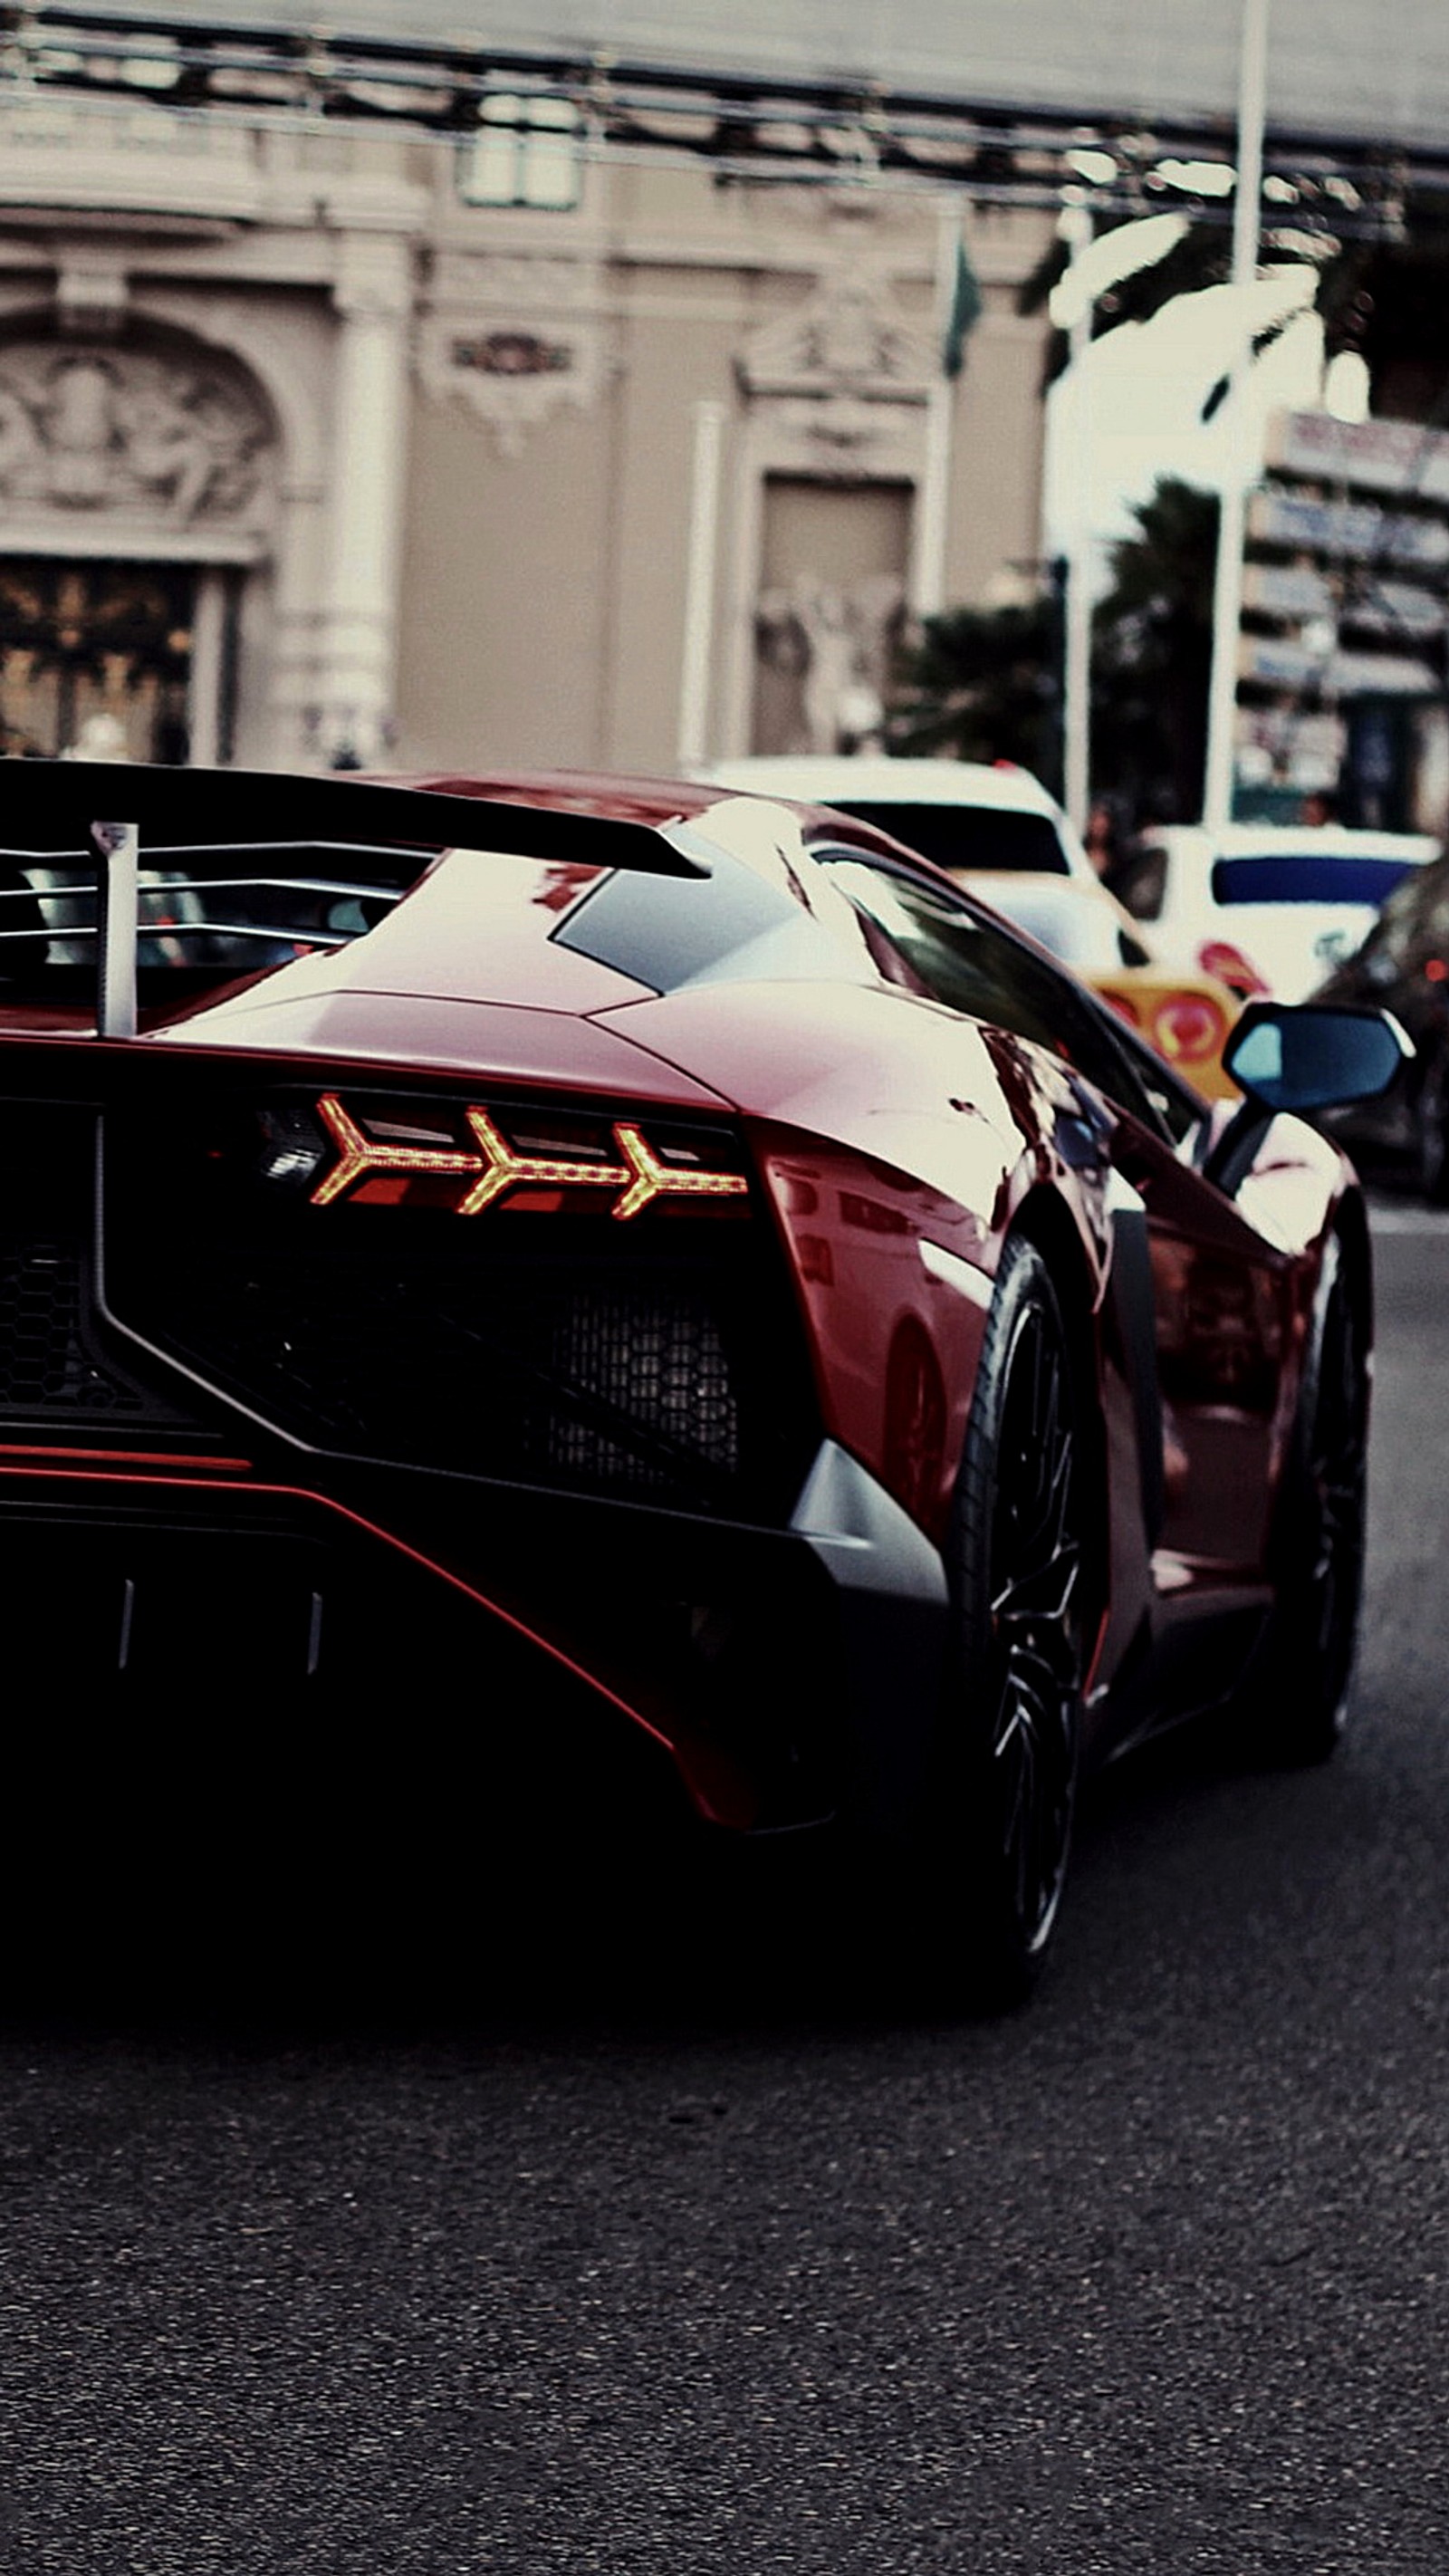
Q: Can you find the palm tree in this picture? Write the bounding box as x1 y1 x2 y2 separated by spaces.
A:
1020 201 1449 422
888 594 1065 791
1092 479 1219 822
888 486 1216 822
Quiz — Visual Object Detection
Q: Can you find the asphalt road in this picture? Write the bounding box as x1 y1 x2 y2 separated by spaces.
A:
2 1207 1447 2574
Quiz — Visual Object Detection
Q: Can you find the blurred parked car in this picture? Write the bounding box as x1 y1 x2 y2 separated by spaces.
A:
699 755 1099 881
1112 822 1439 1004
700 757 1241 1096
1312 843 1449 1197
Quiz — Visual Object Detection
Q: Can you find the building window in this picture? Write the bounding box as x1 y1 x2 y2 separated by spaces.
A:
460 96 582 211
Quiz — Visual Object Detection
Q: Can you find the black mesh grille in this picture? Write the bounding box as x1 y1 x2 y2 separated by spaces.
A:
540 1275 739 1492
0 1104 178 1427
130 1248 753 1504
0 1236 144 1418
103 1087 818 1519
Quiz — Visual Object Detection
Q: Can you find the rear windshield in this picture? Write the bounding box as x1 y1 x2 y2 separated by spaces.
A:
552 847 852 989
1210 853 1416 908
830 803 1069 875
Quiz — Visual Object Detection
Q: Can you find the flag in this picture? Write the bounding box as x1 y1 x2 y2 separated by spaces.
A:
942 232 984 380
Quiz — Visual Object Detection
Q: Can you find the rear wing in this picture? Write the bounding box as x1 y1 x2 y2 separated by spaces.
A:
0 763 708 1039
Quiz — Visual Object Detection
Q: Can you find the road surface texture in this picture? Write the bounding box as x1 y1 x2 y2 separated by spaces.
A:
0 1206 1445 2574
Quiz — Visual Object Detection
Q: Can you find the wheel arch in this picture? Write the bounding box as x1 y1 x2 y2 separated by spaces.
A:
1332 1183 1373 1353
1006 1185 1111 1634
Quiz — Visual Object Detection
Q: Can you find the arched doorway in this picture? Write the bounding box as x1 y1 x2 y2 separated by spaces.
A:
0 556 245 763
0 327 276 763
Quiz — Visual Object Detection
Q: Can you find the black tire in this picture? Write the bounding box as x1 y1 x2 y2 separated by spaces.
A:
913 1235 1089 2008
1242 1230 1368 1765
1415 1052 1449 1206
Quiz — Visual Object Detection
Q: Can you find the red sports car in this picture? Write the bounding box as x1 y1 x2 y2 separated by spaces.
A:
0 763 1406 1999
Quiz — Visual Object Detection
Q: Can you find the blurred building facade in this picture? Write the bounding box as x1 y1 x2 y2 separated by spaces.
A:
1234 410 1449 833
0 100 1055 773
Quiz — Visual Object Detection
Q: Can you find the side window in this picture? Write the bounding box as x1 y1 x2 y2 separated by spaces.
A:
823 853 1181 1134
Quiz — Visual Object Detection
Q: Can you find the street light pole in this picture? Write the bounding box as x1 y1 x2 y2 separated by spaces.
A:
1202 0 1270 827
1059 201 1094 834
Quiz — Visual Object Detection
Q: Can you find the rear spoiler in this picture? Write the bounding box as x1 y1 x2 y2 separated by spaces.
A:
0 763 709 1039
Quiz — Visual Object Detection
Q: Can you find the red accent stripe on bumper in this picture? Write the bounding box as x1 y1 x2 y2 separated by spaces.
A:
0 1457 756 1831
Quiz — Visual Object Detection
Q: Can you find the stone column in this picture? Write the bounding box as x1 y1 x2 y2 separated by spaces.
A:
313 233 414 767
187 567 227 768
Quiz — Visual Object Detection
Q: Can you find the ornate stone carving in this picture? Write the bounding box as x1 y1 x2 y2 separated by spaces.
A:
453 329 575 384
416 252 613 459
738 266 936 402
755 573 905 755
794 395 896 474
0 341 272 523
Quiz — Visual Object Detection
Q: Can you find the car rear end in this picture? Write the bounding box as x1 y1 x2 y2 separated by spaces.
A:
0 769 949 1867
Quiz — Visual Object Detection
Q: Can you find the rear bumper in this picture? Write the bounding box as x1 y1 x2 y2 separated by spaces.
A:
0 1437 948 1839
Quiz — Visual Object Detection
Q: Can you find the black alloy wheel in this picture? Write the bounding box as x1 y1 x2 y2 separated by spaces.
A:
930 1235 1089 2006
1246 1230 1368 1764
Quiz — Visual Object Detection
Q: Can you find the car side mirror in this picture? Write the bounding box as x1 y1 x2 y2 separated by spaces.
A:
1224 1001 1412 1111
1206 1003 1412 1194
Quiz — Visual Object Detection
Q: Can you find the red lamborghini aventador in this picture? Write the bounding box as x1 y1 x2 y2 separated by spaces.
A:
0 763 1407 2000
